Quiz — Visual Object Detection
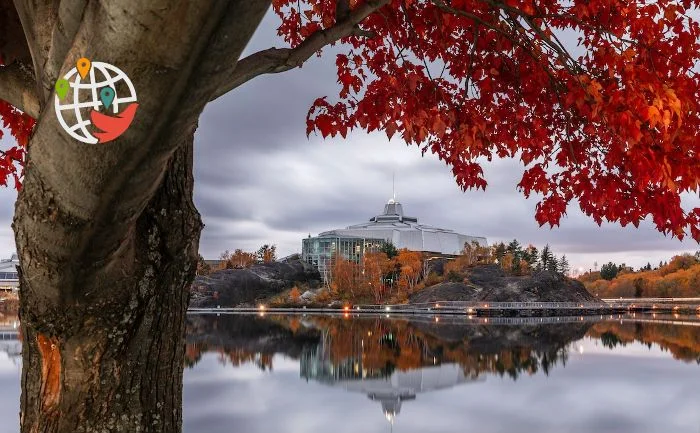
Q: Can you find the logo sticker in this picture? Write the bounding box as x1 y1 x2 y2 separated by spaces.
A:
54 57 138 144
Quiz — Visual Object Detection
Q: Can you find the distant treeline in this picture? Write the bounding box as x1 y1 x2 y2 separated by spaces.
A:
579 252 700 298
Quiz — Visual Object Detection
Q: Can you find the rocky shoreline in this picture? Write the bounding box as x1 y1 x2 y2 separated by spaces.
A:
190 260 607 314
190 259 320 308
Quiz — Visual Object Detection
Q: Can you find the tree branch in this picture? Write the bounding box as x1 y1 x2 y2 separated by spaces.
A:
42 0 89 101
209 0 389 101
11 0 59 102
0 61 40 118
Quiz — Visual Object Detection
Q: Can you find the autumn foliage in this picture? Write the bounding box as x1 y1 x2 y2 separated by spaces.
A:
271 0 700 241
328 247 432 302
188 315 700 379
0 99 32 189
582 253 700 298
216 245 277 270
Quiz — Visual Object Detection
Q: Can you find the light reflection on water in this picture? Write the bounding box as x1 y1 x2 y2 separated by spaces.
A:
1 314 699 433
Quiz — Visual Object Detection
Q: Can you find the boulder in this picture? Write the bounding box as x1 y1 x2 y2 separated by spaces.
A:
190 259 320 308
300 290 317 302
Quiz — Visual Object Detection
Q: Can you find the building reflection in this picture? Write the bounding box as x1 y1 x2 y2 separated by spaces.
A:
0 317 21 365
300 327 484 423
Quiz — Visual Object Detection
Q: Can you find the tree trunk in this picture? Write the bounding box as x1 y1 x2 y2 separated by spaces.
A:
16 133 201 433
4 2 272 432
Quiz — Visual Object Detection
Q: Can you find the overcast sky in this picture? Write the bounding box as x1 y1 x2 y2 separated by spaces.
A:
0 10 698 273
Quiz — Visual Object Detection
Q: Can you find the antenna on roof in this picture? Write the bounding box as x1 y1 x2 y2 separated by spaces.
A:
392 171 396 202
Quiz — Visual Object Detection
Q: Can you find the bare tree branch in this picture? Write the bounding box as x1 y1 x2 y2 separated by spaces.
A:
210 0 389 101
0 61 40 118
42 0 89 100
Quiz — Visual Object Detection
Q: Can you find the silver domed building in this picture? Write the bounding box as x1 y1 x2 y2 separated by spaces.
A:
302 198 487 281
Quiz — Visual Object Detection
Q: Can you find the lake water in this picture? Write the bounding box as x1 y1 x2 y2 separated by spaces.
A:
1 313 699 432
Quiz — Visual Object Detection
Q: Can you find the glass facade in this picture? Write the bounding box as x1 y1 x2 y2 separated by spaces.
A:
302 235 385 284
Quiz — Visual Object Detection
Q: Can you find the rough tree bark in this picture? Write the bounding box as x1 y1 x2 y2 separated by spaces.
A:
8 1 272 432
0 0 388 431
17 132 201 433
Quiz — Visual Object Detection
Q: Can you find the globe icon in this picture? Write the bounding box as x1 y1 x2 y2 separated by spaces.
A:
54 61 137 144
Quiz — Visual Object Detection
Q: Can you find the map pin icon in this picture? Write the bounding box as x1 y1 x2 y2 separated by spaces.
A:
55 79 69 99
100 87 115 110
77 58 91 79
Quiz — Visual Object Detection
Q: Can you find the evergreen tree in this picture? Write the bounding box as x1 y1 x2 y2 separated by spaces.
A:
507 239 521 255
600 262 619 280
511 253 522 274
507 239 523 274
540 244 555 272
524 245 539 271
493 242 507 262
380 241 399 259
558 255 570 276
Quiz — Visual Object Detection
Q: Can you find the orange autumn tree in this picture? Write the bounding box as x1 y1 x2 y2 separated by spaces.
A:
289 286 302 302
330 254 360 296
256 244 277 263
397 249 422 292
362 251 389 301
230 249 257 268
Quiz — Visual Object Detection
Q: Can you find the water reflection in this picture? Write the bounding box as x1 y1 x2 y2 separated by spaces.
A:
184 313 700 430
300 328 485 424
1 314 699 433
0 317 20 365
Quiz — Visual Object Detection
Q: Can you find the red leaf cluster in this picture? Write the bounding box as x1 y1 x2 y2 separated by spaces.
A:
274 0 700 241
0 99 33 190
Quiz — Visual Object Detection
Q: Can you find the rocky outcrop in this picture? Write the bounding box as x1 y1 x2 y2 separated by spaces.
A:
190 260 320 308
409 264 600 304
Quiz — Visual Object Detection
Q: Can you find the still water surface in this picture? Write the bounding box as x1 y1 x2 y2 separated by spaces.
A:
1 313 699 432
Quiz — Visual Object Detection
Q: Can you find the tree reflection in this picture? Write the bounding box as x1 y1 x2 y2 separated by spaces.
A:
184 314 700 374
184 314 583 380
589 320 700 363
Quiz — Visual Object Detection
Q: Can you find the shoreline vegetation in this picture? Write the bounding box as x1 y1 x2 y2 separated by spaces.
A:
579 252 700 298
194 243 700 310
194 240 589 308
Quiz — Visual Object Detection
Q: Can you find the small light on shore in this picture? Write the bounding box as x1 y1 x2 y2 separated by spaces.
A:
258 304 266 311
344 305 350 312
435 303 440 308
385 306 391 312
466 308 474 314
